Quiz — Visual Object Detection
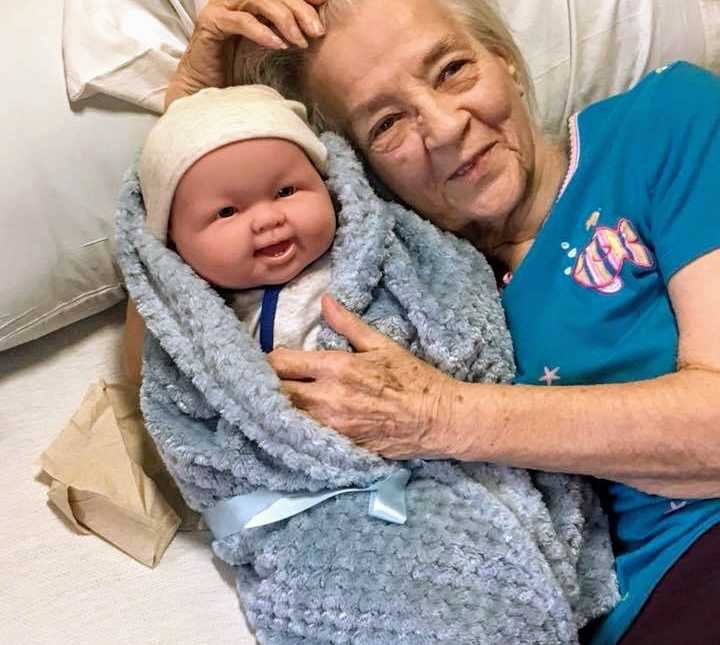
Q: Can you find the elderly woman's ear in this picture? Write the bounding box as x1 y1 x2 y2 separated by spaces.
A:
485 46 525 97
505 63 525 96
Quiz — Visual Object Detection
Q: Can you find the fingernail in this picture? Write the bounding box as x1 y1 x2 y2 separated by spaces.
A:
272 36 287 49
312 21 325 36
294 30 309 48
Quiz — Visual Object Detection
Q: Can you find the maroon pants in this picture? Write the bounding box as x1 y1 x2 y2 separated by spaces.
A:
585 524 720 645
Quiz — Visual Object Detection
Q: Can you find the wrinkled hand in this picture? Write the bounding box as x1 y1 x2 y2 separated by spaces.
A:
197 0 327 49
168 0 327 107
268 295 460 459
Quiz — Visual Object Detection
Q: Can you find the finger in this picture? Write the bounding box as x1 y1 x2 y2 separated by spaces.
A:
282 0 326 38
279 379 316 410
247 0 309 48
281 380 363 439
268 347 326 380
281 380 340 431
215 11 288 49
321 294 392 353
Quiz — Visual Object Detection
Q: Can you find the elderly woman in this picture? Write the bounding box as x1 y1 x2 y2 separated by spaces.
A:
151 0 720 642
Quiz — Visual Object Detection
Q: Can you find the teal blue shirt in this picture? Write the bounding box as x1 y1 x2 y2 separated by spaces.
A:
501 62 720 644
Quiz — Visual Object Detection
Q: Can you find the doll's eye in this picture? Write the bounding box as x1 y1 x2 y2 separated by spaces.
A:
277 185 296 198
217 206 237 218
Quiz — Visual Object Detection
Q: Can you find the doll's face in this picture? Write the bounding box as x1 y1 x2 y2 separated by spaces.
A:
169 138 336 289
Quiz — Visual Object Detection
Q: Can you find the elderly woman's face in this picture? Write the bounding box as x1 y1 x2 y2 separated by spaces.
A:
307 0 536 237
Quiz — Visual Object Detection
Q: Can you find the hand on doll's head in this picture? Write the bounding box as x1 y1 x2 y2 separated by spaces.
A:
169 138 336 289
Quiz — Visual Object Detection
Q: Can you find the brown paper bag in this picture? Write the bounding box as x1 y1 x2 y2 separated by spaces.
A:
41 380 201 567
101 381 203 533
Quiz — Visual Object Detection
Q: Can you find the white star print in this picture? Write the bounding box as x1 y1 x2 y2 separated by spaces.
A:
664 500 688 515
539 367 561 386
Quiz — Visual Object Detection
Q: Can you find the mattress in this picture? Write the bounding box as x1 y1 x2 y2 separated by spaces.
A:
0 303 254 644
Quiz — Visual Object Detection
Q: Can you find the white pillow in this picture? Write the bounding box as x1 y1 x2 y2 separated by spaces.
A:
0 0 156 352
63 0 199 114
497 0 718 135
62 0 720 129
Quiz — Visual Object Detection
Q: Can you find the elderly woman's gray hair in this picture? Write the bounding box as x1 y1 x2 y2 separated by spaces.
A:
233 0 533 134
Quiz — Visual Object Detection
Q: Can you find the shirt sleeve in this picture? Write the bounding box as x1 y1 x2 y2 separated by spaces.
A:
644 62 720 283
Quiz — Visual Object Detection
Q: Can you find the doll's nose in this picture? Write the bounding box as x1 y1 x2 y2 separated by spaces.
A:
250 205 287 234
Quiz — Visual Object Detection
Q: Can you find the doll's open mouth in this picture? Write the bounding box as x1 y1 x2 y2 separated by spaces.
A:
256 239 295 260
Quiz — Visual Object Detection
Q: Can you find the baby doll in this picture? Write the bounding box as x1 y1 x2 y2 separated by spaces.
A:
139 85 335 353
119 83 618 643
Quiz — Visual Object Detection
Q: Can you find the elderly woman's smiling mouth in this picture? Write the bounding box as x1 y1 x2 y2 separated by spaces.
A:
447 142 499 182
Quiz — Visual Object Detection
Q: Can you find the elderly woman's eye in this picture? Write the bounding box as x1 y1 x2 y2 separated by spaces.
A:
370 115 400 142
439 60 470 83
277 185 296 198
217 206 237 218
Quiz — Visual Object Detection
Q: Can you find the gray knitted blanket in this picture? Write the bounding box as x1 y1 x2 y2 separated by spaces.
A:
115 132 618 644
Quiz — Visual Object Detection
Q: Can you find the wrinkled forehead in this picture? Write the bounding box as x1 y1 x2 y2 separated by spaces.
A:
317 0 358 28
318 0 455 29
307 0 473 125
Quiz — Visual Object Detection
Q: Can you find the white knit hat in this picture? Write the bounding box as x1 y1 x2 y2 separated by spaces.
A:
138 85 328 242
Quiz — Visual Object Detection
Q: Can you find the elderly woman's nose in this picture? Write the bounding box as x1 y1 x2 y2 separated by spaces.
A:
418 100 469 150
250 205 287 234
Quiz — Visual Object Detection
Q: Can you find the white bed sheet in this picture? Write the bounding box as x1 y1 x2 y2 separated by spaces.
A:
0 304 254 645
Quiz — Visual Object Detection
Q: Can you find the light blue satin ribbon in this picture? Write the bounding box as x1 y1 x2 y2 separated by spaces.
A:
203 469 411 540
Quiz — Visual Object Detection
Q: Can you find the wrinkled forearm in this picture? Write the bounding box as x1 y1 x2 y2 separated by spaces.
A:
443 369 720 498
164 77 198 111
164 29 231 111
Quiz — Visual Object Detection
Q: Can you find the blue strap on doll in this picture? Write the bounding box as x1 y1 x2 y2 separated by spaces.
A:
259 285 283 353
